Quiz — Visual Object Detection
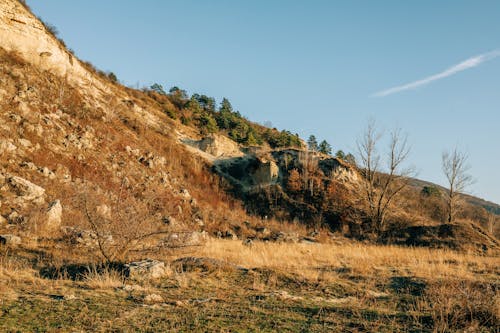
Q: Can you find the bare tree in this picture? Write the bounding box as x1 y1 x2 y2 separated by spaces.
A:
357 121 414 233
442 148 473 223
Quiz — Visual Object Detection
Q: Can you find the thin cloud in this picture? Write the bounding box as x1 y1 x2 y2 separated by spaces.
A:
372 50 500 97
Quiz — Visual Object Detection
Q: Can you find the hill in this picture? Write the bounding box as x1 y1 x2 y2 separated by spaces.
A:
0 1 499 331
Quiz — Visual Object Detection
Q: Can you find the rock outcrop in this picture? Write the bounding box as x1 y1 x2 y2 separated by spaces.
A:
124 259 166 280
6 175 45 203
45 199 62 230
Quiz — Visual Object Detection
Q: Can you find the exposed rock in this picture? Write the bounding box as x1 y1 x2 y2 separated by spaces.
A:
124 259 166 280
243 238 254 247
62 226 102 247
20 161 37 170
273 231 299 243
7 175 45 203
162 216 177 226
17 138 31 148
39 166 55 179
143 294 164 304
196 134 243 158
0 234 21 246
172 257 245 273
96 204 111 219
46 200 62 230
7 211 24 224
0 139 17 153
161 231 208 247
253 158 279 184
0 215 6 225
256 227 270 237
179 188 191 200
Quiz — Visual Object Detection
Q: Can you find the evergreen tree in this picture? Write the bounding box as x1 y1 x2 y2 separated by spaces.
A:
335 150 346 160
307 135 318 151
318 140 332 155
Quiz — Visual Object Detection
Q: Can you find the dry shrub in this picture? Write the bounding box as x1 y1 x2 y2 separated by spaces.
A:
82 266 124 289
75 185 174 263
416 279 499 332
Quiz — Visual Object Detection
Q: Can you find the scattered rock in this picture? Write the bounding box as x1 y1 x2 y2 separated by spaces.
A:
17 138 32 148
273 231 299 243
124 259 166 280
96 204 111 219
143 293 164 304
243 238 254 247
162 216 177 226
0 234 21 246
172 257 245 273
179 188 191 200
39 166 55 179
7 211 24 224
161 231 208 247
0 140 17 153
62 226 101 247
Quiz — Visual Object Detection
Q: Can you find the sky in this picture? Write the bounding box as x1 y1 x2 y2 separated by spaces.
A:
27 0 500 204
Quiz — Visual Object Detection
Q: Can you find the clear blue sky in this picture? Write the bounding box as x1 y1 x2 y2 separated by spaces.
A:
28 0 500 204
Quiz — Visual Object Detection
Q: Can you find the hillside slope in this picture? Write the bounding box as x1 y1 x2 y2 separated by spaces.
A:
0 0 498 256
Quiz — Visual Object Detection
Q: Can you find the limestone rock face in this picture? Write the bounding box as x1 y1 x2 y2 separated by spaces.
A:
0 0 108 94
7 175 45 203
124 259 166 280
253 158 279 184
197 134 243 158
46 200 62 230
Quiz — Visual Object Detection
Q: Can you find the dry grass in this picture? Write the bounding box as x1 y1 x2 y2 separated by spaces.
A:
193 239 499 281
82 267 124 289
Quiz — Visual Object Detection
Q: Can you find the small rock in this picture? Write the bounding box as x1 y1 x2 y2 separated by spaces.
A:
96 204 111 219
17 138 32 148
0 234 22 246
162 216 177 226
180 188 191 200
243 238 254 247
63 294 76 301
143 294 164 304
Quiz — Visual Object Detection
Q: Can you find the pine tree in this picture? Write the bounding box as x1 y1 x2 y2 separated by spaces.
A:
318 140 332 155
307 135 318 151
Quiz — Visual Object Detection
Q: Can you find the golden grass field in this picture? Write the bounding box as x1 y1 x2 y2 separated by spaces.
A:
1 239 498 332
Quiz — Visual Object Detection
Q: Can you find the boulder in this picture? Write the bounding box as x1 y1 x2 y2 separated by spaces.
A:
124 259 166 280
46 200 62 230
7 175 45 203
0 234 21 246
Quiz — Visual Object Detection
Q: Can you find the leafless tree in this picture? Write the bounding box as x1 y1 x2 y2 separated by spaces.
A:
357 120 414 233
442 148 473 223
